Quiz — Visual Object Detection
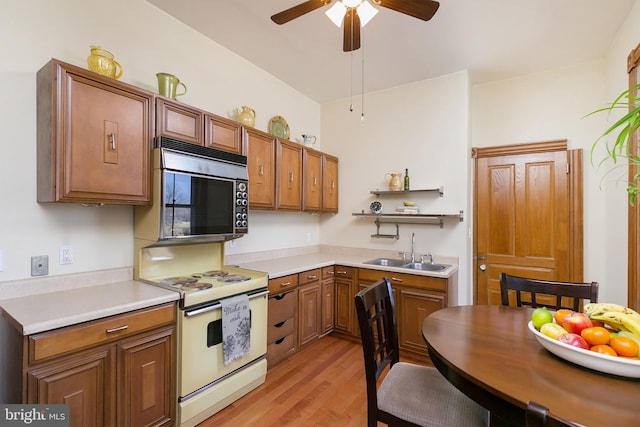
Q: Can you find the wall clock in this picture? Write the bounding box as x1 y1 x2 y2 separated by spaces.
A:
370 201 382 214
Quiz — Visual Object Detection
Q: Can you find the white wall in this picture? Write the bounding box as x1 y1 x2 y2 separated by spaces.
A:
467 1 640 305
0 0 321 281
321 72 472 302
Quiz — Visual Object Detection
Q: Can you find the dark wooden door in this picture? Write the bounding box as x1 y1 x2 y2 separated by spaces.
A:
474 141 583 305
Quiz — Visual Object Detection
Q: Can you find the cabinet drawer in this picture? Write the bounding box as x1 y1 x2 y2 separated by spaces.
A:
268 290 297 325
267 317 295 343
269 274 298 294
321 266 335 280
298 268 321 285
358 268 446 292
28 303 176 364
333 265 353 279
267 334 296 361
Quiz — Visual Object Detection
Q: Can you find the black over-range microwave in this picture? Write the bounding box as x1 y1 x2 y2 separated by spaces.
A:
135 137 249 244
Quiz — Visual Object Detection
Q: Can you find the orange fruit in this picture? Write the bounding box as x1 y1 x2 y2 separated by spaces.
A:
590 344 617 356
554 309 574 325
581 326 611 346
609 336 640 357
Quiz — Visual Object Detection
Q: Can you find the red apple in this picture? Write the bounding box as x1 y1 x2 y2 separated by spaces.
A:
561 312 593 335
558 333 589 350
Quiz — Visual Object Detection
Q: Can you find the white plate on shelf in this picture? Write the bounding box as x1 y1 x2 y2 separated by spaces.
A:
528 321 640 378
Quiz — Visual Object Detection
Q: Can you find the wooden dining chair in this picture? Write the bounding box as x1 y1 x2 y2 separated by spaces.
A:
354 278 487 427
526 401 578 427
499 273 599 311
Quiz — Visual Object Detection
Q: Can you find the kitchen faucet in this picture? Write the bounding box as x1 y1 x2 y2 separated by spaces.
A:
410 232 416 263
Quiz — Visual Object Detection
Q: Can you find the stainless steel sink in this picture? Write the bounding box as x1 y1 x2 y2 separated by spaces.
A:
363 258 408 267
402 262 450 272
363 258 451 272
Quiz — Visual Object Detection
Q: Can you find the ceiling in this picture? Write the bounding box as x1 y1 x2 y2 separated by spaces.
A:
148 0 636 104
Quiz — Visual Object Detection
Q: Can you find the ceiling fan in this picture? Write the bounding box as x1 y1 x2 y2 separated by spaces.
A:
271 0 440 52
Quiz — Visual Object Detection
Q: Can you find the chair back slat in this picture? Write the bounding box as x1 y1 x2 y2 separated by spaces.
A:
500 273 598 311
355 278 400 427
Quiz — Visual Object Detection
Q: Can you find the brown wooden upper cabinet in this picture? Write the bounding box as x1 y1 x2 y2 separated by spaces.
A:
246 127 277 209
37 59 153 205
303 148 323 212
303 148 339 213
276 139 303 210
155 98 244 155
322 153 339 213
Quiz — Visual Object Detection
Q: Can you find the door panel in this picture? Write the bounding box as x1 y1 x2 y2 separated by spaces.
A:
475 146 577 305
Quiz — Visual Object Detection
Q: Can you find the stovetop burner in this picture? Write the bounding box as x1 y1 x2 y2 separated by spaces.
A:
160 276 198 287
181 282 213 290
218 274 252 283
192 270 229 278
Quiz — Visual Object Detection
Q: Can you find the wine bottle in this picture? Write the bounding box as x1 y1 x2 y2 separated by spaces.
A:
404 168 410 191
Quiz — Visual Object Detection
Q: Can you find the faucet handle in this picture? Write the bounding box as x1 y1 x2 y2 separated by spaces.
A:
420 254 425 263
398 252 406 262
427 251 434 264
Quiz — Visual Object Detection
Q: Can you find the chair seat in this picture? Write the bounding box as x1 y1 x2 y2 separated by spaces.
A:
378 362 486 427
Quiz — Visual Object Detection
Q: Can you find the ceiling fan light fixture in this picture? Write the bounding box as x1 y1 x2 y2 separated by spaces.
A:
343 0 363 7
357 1 378 26
325 2 346 27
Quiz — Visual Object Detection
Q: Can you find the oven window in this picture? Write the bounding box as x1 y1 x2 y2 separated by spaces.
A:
163 171 234 236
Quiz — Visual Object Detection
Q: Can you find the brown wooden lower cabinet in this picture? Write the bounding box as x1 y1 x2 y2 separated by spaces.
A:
333 265 355 335
24 303 176 427
357 268 451 355
267 274 298 367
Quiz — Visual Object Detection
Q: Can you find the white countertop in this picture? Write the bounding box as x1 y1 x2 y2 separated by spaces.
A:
0 280 179 335
233 250 458 280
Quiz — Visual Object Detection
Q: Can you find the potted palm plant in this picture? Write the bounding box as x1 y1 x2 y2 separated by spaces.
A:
588 83 640 206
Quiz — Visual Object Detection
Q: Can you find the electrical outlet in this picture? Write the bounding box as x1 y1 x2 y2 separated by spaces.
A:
306 232 312 242
228 240 236 248
31 255 49 276
60 245 73 265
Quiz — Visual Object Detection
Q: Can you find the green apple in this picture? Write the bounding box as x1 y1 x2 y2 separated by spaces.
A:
531 307 553 329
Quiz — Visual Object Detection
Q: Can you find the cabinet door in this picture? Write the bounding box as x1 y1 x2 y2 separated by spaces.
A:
397 287 446 353
334 270 354 335
322 154 339 212
321 279 335 335
246 128 276 209
276 139 302 210
117 326 175 427
156 98 203 145
303 149 323 212
27 346 116 427
37 59 153 205
205 114 244 154
298 283 321 347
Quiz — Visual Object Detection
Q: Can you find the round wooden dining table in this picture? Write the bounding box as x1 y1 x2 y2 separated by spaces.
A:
422 305 640 427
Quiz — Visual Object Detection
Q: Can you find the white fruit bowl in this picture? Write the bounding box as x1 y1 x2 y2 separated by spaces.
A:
528 321 640 378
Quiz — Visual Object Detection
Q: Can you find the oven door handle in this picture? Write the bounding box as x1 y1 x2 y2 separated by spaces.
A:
184 289 269 317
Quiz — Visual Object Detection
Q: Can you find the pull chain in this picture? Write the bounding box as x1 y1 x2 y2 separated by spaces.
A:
349 49 354 112
360 26 365 126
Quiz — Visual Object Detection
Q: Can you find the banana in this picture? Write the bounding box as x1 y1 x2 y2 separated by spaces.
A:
590 311 640 336
583 303 640 323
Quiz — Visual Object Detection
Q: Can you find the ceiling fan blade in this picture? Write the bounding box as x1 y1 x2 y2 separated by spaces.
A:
343 8 361 52
271 0 332 24
373 0 440 21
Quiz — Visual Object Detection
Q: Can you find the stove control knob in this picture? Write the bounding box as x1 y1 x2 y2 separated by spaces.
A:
242 220 248 227
237 182 247 192
241 199 248 206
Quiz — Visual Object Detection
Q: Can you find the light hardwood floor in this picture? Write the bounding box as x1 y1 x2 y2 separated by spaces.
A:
199 334 430 426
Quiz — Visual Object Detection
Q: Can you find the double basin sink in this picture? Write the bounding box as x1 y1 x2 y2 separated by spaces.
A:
363 258 451 272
